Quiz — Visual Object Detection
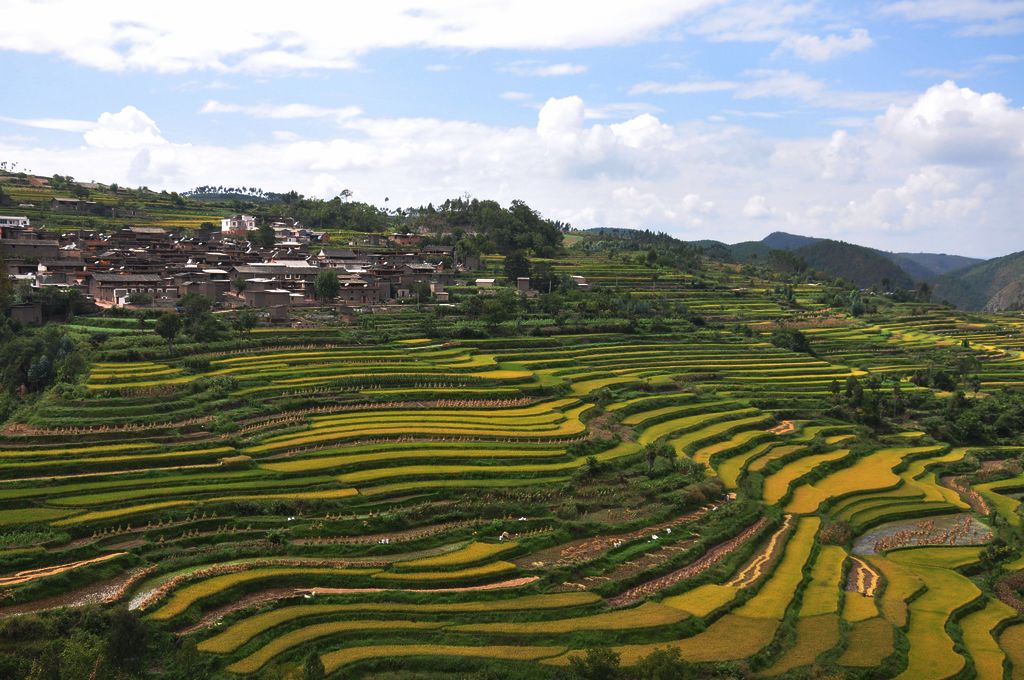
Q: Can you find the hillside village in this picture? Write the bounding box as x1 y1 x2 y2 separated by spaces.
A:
0 187 583 325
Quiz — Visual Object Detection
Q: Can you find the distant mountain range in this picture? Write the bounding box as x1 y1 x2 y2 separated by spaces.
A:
584 227 1024 312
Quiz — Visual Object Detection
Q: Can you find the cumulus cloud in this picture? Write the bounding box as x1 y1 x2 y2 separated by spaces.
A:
2 81 1021 256
83 106 167 149
878 80 1024 164
742 194 775 218
776 28 873 61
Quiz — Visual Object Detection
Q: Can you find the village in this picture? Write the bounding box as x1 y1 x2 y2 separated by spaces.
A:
0 206 583 324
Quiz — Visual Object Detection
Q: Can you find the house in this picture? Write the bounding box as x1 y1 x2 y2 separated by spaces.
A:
220 214 257 234
8 302 43 326
571 275 590 289
0 238 62 261
389 233 424 248
88 273 166 304
0 216 29 230
50 197 101 214
336 279 389 306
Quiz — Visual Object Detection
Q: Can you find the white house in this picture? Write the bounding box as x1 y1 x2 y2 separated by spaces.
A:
220 214 257 233
0 216 30 229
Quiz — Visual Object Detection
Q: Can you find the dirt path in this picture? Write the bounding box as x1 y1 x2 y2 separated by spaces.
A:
514 504 719 569
0 552 126 588
768 420 797 435
848 557 879 597
0 566 153 618
607 517 771 607
727 515 793 587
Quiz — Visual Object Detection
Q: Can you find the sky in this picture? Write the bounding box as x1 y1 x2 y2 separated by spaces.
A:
0 1 1022 257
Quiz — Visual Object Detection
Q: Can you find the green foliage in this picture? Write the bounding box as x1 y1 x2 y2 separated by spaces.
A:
303 651 325 680
769 328 812 354
154 312 181 351
568 648 622 680
313 269 340 301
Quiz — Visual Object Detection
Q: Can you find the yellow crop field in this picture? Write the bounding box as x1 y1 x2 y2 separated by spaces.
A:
716 441 776 488
692 429 769 467
762 450 848 504
842 591 879 622
550 614 777 666
637 408 758 446
960 599 1018 680
732 517 819 620
662 584 738 616
889 552 981 680
0 507 76 526
395 542 517 569
149 568 379 620
670 416 771 455
799 545 845 617
837 617 895 667
762 614 839 675
199 593 600 654
452 601 686 634
52 500 194 526
1001 624 1024 680
786 446 944 514
867 556 922 627
227 620 446 673
323 644 566 674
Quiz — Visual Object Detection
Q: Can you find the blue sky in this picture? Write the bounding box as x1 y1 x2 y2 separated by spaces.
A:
1 1 1022 257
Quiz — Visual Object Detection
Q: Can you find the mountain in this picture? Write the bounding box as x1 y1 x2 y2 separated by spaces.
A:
884 252 984 281
760 231 821 251
795 239 915 290
931 251 1024 311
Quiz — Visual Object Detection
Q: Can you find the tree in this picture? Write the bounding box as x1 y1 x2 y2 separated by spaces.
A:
232 277 248 295
126 291 153 306
232 307 258 335
303 652 325 680
155 312 181 352
253 223 276 248
770 328 812 355
313 269 340 302
633 647 694 680
503 250 531 281
567 648 622 680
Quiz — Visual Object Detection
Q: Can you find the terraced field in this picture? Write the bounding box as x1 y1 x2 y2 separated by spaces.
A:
2 252 1024 680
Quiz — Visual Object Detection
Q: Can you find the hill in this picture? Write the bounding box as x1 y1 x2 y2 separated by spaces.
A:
931 250 1024 310
760 231 822 251
795 239 915 290
884 252 984 281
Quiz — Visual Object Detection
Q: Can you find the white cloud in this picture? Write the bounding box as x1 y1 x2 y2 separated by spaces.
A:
83 106 167 149
690 0 816 42
3 82 1021 256
0 0 716 73
742 194 775 218
502 62 588 77
0 116 94 133
776 28 873 61
630 80 738 95
635 70 910 111
201 100 363 121
499 91 532 101
878 80 1024 165
880 1 1024 35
